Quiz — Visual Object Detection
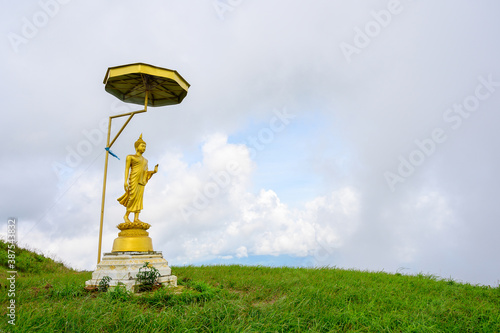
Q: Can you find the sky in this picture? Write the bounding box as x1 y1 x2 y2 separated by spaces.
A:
1 0 500 286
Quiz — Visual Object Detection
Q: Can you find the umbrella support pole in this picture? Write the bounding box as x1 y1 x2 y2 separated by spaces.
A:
97 100 148 264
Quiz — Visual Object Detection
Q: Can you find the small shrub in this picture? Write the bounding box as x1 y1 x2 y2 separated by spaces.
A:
98 276 112 292
136 262 161 292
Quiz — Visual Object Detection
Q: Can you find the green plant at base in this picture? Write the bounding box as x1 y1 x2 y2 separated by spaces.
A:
98 275 111 292
136 261 161 291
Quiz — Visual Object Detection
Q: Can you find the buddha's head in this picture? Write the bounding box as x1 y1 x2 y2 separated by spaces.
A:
134 134 146 153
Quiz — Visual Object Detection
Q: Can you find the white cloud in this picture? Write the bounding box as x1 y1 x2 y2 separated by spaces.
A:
146 135 361 263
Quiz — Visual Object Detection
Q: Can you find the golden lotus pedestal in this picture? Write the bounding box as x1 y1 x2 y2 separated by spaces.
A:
112 221 153 252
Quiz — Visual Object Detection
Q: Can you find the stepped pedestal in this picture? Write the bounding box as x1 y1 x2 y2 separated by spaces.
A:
85 251 177 292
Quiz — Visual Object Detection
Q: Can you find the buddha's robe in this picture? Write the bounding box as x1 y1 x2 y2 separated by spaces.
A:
117 155 153 212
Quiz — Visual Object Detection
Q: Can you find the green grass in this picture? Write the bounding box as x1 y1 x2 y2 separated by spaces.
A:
1 241 499 332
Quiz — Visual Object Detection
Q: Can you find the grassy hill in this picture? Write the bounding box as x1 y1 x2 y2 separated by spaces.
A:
1 240 499 332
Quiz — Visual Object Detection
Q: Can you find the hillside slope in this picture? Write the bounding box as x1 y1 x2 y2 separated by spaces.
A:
1 240 499 332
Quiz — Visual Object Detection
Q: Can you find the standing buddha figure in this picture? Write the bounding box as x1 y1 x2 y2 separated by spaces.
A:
117 134 158 224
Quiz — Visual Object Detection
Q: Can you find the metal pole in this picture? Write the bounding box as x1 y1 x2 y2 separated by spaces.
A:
144 91 149 112
97 117 112 264
110 109 146 119
96 93 149 264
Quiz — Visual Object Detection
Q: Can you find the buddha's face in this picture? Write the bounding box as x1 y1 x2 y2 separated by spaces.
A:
137 143 146 153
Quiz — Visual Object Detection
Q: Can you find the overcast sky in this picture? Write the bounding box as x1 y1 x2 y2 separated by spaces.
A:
2 0 500 286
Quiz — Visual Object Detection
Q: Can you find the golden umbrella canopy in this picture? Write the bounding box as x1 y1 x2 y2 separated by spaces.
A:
103 63 190 107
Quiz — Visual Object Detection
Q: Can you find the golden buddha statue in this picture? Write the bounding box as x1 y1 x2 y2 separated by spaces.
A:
112 134 158 252
117 134 158 224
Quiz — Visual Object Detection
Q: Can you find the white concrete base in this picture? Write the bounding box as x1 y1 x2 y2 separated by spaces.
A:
85 251 177 292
